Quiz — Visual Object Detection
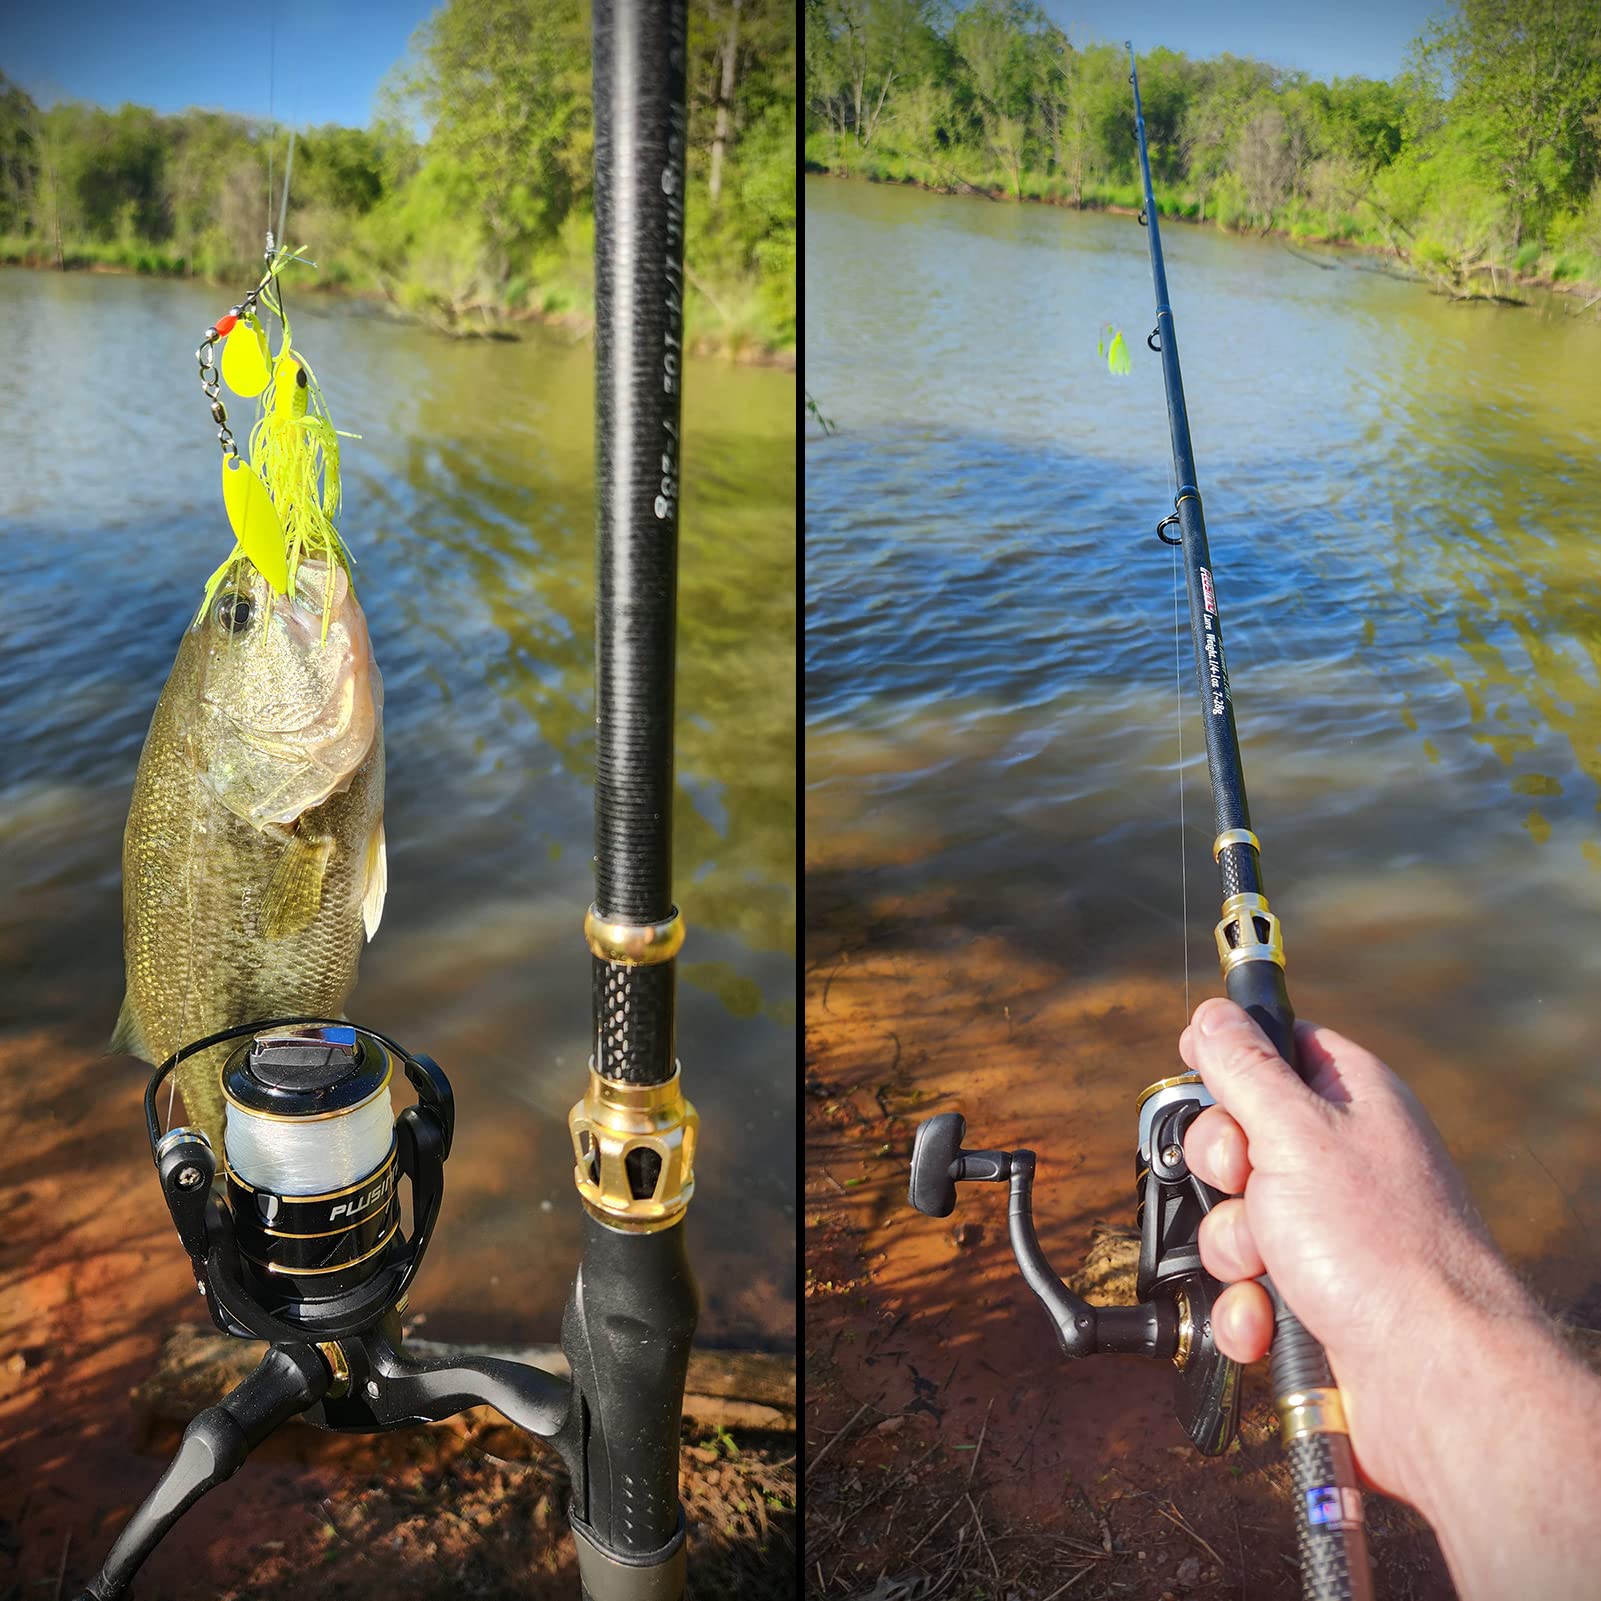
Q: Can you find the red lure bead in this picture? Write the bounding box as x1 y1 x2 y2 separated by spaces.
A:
214 313 239 337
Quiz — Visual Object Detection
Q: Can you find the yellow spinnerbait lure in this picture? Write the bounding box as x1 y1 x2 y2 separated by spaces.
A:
196 246 358 639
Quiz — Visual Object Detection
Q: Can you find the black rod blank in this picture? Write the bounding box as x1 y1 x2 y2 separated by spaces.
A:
1127 43 1374 1601
590 0 689 1089
593 0 687 927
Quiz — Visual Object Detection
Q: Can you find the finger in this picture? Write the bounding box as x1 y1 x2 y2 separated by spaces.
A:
1183 998 1322 1144
1198 1198 1267 1283
1212 1279 1274 1364
1183 1105 1251 1194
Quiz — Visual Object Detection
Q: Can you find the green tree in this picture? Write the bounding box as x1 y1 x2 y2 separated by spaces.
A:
400 0 593 283
1417 0 1601 246
951 0 1054 198
823 0 936 148
0 75 38 234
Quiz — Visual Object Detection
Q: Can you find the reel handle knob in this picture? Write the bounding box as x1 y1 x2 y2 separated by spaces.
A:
909 1113 1011 1217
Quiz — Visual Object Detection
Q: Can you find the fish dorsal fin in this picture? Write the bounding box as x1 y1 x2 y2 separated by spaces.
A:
362 819 387 941
108 993 152 1061
260 827 335 940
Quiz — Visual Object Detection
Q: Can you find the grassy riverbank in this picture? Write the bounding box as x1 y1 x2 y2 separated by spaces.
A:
804 149 1601 311
0 243 796 366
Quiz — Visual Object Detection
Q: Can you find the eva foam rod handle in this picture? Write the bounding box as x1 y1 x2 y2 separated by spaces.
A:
1226 958 1374 1601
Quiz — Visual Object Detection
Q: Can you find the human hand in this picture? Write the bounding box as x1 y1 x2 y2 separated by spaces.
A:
1176 997 1545 1509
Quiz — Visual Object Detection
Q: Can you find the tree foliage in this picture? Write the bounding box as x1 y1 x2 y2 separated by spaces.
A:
1414 0 1601 246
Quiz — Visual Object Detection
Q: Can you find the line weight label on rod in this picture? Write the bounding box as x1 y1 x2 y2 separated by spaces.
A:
1305 1486 1365 1529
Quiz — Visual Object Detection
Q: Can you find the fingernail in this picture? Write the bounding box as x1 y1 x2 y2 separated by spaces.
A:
1198 1002 1241 1037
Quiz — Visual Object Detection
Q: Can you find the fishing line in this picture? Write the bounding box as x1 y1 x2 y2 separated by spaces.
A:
266 6 276 248
225 1083 395 1194
276 125 297 256
1172 537 1190 1021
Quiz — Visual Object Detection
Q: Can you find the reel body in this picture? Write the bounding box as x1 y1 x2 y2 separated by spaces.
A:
909 1072 1240 1455
151 1021 454 1347
75 1021 574 1601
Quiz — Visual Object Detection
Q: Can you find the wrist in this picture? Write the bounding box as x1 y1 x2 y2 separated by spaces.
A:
1390 1271 1601 1597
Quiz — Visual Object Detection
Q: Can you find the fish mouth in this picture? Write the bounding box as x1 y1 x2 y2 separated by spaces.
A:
200 564 383 829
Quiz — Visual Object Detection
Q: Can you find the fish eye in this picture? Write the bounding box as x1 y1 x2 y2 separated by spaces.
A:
215 594 253 633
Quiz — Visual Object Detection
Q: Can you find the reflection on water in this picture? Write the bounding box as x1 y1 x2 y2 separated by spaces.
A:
0 266 794 1348
805 176 1601 1314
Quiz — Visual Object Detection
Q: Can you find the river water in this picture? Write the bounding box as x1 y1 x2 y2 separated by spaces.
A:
0 266 795 1350
806 175 1601 1319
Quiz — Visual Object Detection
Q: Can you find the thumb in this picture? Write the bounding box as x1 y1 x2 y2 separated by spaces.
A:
1181 997 1323 1146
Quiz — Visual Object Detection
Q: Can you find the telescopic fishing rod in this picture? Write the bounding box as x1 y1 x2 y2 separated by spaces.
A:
70 5 696 1598
1122 43 1371 1600
568 0 699 1594
910 43 1373 1601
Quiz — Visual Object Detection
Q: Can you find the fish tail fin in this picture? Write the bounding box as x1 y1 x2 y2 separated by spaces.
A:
108 994 152 1061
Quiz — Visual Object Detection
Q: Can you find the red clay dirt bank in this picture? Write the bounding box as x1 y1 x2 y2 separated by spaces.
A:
803 903 1498 1601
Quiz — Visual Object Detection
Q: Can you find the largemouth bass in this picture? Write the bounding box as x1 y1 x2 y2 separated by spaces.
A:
113 557 386 1146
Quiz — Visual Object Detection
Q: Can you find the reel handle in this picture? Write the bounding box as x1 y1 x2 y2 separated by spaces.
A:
910 1095 1243 1453
908 1112 1008 1217
909 1115 1174 1361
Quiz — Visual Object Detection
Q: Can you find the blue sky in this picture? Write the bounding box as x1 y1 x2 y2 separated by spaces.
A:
1 0 441 126
1046 0 1445 82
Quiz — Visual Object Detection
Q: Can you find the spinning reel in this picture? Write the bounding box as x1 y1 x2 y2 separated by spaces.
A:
153 1020 452 1350
909 1073 1241 1455
76 1019 586 1601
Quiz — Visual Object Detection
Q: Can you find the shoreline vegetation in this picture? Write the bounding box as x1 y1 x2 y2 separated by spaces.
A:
803 158 1601 313
0 0 795 362
805 0 1601 312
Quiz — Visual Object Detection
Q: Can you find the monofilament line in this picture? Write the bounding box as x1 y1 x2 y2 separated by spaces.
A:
1172 536 1190 1021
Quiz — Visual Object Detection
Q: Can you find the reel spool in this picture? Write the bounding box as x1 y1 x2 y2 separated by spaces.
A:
223 1027 402 1312
147 1018 454 1343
